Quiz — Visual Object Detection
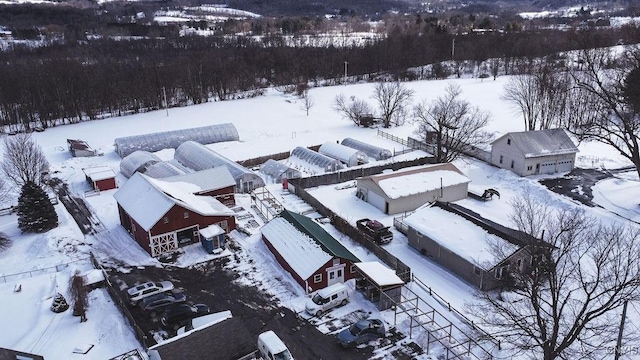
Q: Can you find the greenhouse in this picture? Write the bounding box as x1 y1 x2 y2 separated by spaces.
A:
144 161 187 179
114 123 240 158
319 142 369 167
341 138 392 160
174 141 265 193
259 159 302 183
120 151 161 178
290 147 344 173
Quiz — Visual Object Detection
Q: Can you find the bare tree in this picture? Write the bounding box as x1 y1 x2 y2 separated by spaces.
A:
333 94 374 126
2 133 50 187
300 90 314 116
569 46 640 179
413 83 492 162
469 194 640 360
372 82 414 128
69 270 89 322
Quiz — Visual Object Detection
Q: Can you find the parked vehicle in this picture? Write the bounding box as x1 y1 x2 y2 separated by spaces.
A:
337 318 387 348
161 303 210 330
305 283 348 316
139 291 186 317
257 330 294 360
356 218 393 245
127 281 174 306
176 310 232 335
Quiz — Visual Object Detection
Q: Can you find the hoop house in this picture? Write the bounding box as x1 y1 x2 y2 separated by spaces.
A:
114 123 239 158
120 151 161 178
259 159 302 183
144 161 187 179
174 141 265 193
319 142 368 167
290 147 344 173
341 138 392 160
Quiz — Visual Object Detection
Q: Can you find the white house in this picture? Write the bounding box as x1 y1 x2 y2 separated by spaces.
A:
490 129 579 176
355 163 470 215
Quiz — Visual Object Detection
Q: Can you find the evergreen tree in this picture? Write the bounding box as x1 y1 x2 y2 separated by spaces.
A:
17 181 58 233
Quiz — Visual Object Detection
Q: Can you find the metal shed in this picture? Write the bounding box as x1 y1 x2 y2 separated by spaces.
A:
259 159 302 183
341 138 392 160
144 161 187 179
120 151 161 178
319 142 368 167
114 123 239 158
174 141 265 193
290 146 344 173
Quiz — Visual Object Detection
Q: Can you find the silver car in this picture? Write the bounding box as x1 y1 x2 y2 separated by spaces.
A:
126 281 174 306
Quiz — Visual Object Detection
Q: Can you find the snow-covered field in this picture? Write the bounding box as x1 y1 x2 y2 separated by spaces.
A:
0 75 639 359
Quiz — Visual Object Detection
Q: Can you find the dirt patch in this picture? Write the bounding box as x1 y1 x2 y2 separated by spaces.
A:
539 168 612 207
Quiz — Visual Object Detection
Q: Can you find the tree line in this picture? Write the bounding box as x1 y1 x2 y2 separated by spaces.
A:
0 25 639 132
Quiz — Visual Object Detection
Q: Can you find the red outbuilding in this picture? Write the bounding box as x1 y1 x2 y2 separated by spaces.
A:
83 166 117 191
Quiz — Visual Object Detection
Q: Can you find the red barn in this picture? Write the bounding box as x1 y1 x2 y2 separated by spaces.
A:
114 172 236 257
261 210 360 294
83 166 117 191
163 167 236 207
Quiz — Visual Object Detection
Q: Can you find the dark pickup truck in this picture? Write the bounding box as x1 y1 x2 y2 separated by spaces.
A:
356 218 393 245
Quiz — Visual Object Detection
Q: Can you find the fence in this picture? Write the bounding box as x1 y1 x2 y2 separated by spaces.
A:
237 144 322 168
0 257 90 283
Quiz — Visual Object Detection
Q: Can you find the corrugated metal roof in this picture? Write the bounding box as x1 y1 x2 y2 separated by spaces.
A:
492 129 579 158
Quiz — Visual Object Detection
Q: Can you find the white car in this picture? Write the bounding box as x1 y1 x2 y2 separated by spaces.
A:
127 281 174 306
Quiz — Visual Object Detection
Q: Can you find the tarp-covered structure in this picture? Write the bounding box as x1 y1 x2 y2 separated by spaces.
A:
341 138 392 160
259 159 302 183
120 151 161 178
114 123 239 158
175 141 265 193
290 147 344 173
144 161 188 179
319 142 368 167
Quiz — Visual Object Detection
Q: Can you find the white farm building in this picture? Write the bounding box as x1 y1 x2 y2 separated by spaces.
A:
341 138 392 160
318 142 368 167
356 163 470 215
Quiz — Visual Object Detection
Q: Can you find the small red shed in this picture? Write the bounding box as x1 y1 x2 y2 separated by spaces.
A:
83 166 117 191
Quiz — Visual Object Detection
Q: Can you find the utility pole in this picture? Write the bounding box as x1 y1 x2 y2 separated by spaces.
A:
344 61 348 85
615 300 628 360
163 87 169 117
451 37 456 61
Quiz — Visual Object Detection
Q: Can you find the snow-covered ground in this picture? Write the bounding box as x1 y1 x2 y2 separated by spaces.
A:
0 75 639 359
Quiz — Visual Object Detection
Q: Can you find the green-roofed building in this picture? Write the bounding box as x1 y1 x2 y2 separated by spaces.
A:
261 210 361 294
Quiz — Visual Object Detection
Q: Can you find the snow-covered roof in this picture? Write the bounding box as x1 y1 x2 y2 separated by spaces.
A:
261 217 332 279
318 142 368 164
144 161 187 178
199 224 224 239
404 205 517 269
355 262 404 287
367 163 470 200
491 128 579 158
163 167 235 192
120 150 162 178
341 138 392 160
113 173 234 231
290 146 344 172
83 166 116 181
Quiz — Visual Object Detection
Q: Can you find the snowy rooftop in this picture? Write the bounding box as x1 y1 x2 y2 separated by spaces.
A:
83 166 116 181
199 224 224 238
403 206 517 269
371 163 470 199
163 167 235 191
261 217 332 279
355 262 404 287
493 129 579 158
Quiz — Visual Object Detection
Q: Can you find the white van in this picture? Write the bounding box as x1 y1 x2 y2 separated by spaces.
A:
257 330 294 360
305 282 348 316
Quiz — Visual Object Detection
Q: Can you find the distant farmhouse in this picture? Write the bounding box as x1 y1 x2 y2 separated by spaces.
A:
114 172 236 257
261 210 360 294
399 202 550 291
356 163 470 215
490 129 578 176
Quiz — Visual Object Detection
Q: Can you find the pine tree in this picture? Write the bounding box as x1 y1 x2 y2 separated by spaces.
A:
17 181 58 233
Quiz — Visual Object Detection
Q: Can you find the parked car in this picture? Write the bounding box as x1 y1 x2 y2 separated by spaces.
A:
161 303 210 330
127 281 174 306
139 291 187 317
257 330 294 360
305 283 348 316
356 218 393 245
337 318 386 348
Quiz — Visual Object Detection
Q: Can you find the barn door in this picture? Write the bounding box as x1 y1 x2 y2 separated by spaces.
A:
150 233 178 257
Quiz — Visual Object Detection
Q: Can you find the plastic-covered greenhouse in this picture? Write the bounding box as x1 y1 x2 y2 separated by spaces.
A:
144 161 187 179
341 138 392 160
290 147 344 173
120 151 161 178
319 142 368 167
114 123 239 158
174 141 265 193
259 159 302 183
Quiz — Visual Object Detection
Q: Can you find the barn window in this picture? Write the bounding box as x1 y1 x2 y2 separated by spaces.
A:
527 166 532 171
163 217 169 224
510 160 514 169
183 212 189 219
217 221 228 230
499 155 503 164
313 274 322 283
496 265 508 279
333 259 340 266
507 139 511 145
517 258 524 271
350 265 356 273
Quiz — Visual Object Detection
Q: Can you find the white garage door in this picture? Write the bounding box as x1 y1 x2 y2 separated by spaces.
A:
540 162 556 174
368 191 387 213
557 160 573 172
